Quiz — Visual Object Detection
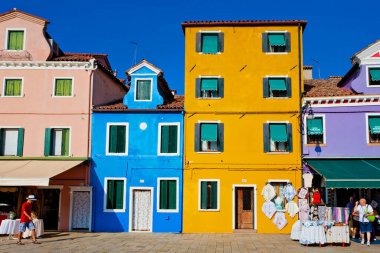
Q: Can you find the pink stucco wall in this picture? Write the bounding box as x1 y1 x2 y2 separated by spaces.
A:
0 15 51 61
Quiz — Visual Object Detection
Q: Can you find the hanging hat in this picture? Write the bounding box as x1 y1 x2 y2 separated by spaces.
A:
26 195 37 201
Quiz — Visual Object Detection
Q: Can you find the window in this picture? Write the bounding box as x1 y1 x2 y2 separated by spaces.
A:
7 30 24 50
194 123 224 152
107 123 128 155
0 128 24 156
271 181 287 210
263 77 291 98
368 68 380 86
196 78 224 98
135 79 152 101
3 79 22 97
105 179 125 211
44 128 70 156
158 179 178 211
196 32 224 54
307 117 324 144
262 32 290 53
199 180 219 210
368 116 380 143
159 124 179 155
54 79 72 97
263 123 292 153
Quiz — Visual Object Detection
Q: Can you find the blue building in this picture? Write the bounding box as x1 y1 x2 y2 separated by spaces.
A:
91 60 184 232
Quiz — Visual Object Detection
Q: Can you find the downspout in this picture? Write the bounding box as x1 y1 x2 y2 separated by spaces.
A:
87 59 97 186
298 23 304 185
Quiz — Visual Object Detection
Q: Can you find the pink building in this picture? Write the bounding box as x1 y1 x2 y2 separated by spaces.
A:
0 9 127 231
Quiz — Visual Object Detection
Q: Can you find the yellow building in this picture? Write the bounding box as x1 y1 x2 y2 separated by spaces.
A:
182 20 307 233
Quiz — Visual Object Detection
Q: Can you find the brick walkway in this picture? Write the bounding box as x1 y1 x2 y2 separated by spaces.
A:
0 232 379 253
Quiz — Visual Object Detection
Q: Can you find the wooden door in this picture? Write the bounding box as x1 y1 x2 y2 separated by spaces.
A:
236 187 254 229
132 190 151 231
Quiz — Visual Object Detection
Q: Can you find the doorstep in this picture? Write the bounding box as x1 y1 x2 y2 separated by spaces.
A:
233 229 257 234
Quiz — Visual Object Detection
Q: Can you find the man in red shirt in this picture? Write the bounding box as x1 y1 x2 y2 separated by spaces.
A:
17 195 40 245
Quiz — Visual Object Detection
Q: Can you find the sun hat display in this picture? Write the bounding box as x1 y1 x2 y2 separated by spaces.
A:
26 195 37 200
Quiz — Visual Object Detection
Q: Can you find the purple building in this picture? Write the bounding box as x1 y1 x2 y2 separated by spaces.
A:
302 40 380 207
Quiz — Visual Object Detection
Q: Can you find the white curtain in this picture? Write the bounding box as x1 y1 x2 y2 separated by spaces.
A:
71 191 90 230
132 190 151 231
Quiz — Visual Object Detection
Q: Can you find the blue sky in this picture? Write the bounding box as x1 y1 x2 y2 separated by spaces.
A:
2 0 379 94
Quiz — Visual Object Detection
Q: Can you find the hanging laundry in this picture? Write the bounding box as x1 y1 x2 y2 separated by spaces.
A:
302 172 313 188
261 183 276 202
273 212 288 230
262 200 277 219
285 201 299 218
299 203 310 222
297 187 308 199
274 196 284 210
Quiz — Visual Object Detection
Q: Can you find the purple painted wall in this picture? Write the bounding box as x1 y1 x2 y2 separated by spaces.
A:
342 64 380 94
303 105 380 158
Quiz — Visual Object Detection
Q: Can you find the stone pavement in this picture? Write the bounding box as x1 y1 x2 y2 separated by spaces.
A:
0 232 379 253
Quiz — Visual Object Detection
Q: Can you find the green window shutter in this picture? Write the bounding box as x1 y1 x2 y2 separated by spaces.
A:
200 181 208 209
195 32 202 52
160 126 170 153
201 124 218 142
218 33 224 52
217 123 224 152
63 79 72 96
201 78 218 91
115 180 124 209
168 180 177 209
194 123 201 152
168 125 178 153
17 128 24 156
210 182 218 209
195 78 201 98
109 125 118 153
136 80 151 100
285 32 291 52
369 69 380 81
287 124 293 152
107 180 115 209
263 123 270 153
116 126 126 153
61 129 70 156
262 33 269 52
44 128 52 156
218 78 224 98
263 78 269 98
286 78 292 97
8 31 24 50
160 180 168 209
201 34 218 54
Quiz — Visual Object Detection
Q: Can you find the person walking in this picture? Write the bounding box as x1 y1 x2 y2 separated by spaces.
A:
17 195 41 245
354 198 374 246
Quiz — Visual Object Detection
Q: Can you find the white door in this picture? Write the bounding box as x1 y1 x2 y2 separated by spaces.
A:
71 191 90 230
132 189 151 231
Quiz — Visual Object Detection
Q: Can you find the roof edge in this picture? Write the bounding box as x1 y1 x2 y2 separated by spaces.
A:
181 20 307 30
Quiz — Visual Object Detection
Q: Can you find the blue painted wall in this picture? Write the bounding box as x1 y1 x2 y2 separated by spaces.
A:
91 62 183 232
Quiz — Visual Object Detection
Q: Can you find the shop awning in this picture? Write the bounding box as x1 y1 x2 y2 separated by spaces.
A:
306 159 380 188
0 160 85 186
307 118 323 135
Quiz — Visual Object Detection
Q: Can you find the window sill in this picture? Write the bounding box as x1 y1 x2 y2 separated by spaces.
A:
368 143 380 146
264 52 290 55
103 209 125 213
198 52 222 55
4 49 25 52
157 153 180 157
196 151 222 154
106 153 129 156
305 144 327 147
157 209 179 213
1 95 23 98
197 97 222 100
134 99 152 102
266 152 290 155
198 209 220 212
265 97 290 99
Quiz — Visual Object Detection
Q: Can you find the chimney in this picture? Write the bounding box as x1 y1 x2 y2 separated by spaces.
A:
171 90 177 96
303 66 313 80
113 70 117 76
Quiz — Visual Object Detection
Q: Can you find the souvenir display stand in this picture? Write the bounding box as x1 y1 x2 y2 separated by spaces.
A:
290 173 350 247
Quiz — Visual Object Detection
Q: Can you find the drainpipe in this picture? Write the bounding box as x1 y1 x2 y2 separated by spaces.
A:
297 23 304 185
87 59 97 186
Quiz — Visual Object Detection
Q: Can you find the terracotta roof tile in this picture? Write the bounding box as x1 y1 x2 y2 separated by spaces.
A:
0 9 49 24
304 77 357 97
93 95 184 112
182 20 307 29
157 95 184 109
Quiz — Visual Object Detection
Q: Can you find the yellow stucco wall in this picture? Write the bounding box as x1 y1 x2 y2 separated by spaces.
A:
183 24 304 233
